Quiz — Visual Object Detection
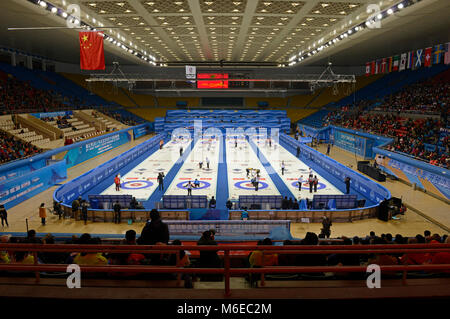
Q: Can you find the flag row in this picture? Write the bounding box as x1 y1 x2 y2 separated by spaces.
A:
365 43 450 76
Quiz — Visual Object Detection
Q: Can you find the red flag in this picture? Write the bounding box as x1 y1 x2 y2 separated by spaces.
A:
79 31 105 70
365 62 370 76
370 61 375 75
424 47 432 67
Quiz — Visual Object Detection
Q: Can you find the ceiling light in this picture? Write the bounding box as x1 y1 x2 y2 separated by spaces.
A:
377 13 383 19
387 8 393 14
39 1 47 8
398 3 404 9
62 12 68 18
51 7 57 13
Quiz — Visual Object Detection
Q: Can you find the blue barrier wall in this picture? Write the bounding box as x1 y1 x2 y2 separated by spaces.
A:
0 123 153 178
374 147 450 200
0 160 67 209
298 124 392 159
281 134 391 204
0 158 47 182
54 133 164 205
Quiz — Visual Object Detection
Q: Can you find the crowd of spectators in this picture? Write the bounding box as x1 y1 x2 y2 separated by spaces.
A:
374 79 449 116
325 110 449 168
0 76 71 115
0 227 448 283
322 71 449 167
0 131 41 163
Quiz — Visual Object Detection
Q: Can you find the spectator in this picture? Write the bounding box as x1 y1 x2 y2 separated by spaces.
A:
73 233 108 265
113 201 121 224
249 238 278 268
138 209 169 245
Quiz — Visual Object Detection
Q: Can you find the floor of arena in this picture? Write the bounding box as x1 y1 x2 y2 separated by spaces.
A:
3 134 449 238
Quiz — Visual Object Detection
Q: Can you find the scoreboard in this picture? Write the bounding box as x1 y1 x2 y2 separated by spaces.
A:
197 73 229 89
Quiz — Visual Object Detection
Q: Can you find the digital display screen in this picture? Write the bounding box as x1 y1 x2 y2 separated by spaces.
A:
197 73 229 89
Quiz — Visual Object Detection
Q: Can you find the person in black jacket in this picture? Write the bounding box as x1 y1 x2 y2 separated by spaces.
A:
113 201 121 224
345 177 351 194
281 196 289 210
209 196 216 209
81 200 89 225
138 209 169 245
226 200 233 210
0 205 8 227
197 230 222 280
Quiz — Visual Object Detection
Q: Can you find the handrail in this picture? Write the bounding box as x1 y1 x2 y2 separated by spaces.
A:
1 243 449 296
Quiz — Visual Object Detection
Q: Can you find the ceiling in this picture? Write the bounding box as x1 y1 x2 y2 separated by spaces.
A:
1 0 449 68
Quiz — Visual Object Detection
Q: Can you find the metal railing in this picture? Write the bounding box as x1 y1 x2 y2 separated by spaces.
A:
1 243 450 297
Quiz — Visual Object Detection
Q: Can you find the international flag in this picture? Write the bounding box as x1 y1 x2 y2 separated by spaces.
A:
381 58 387 73
414 49 423 68
375 59 381 74
399 53 407 71
371 60 376 75
407 51 414 69
432 44 444 64
392 55 400 71
79 31 105 70
424 47 432 67
387 56 393 72
445 42 450 65
365 62 371 76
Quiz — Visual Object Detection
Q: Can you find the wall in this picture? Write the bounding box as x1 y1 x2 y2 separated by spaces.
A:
375 147 450 201
0 160 67 209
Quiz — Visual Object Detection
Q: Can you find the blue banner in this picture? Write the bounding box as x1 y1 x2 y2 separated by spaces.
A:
333 129 367 158
133 123 152 139
31 111 73 119
0 160 67 209
64 131 132 168
0 158 46 182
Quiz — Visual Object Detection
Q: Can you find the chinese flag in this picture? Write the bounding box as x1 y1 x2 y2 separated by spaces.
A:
79 32 105 70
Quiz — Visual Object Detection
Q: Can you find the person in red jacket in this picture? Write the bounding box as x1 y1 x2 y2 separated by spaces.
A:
114 174 121 192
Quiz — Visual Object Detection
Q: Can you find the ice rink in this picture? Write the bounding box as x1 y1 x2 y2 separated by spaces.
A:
100 134 343 203
252 136 343 200
226 136 281 200
101 137 192 201
164 137 220 198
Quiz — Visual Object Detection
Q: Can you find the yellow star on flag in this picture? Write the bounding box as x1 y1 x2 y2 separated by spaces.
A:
82 35 88 42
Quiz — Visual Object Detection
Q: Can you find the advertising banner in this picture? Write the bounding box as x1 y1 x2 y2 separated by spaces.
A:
31 111 73 119
0 160 67 209
64 131 131 168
